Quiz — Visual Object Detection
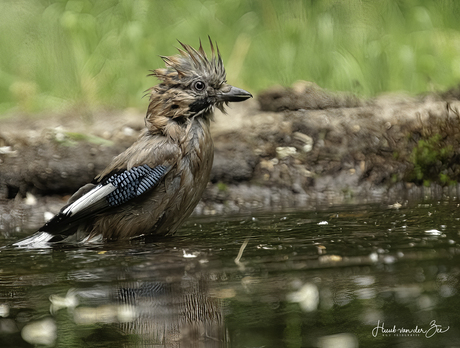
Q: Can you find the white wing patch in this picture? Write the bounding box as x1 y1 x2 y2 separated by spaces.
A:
62 184 117 216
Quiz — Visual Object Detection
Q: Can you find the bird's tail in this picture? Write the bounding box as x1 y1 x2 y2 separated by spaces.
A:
12 231 57 248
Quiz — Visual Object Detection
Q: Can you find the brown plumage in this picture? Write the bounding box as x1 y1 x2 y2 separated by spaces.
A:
14 39 252 247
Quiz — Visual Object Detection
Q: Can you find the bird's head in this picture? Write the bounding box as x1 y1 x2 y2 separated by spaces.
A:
145 38 252 134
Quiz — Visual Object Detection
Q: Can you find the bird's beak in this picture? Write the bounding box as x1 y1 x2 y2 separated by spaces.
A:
218 85 253 102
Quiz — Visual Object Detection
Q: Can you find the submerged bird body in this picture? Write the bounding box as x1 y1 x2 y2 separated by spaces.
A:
14 39 251 247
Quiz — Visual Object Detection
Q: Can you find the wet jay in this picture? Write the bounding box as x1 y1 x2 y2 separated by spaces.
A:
14 39 252 247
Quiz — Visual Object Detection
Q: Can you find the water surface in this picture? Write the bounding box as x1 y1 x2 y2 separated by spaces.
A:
0 201 459 347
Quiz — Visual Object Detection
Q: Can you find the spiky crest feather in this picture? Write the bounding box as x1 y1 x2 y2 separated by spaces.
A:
150 37 226 87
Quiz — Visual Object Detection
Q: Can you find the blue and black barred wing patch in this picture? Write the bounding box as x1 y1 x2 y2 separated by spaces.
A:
35 164 169 237
65 164 169 215
105 164 168 207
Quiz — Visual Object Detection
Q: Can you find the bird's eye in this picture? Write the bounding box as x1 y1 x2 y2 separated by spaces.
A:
193 80 206 91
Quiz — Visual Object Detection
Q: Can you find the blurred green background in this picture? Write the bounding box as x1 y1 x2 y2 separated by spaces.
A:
1 0 460 115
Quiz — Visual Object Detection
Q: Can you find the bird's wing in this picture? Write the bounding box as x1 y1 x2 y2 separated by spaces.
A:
13 164 170 248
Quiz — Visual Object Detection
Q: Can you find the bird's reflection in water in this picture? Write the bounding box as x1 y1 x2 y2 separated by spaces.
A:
116 275 225 347
59 254 227 348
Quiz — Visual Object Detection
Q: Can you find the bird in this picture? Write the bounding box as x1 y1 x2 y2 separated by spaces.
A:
13 38 252 247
